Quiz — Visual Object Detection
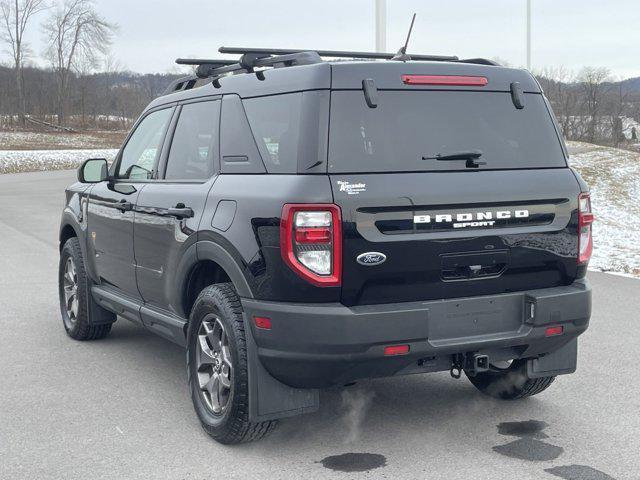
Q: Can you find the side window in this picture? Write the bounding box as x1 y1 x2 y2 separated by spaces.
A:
243 92 302 173
117 108 173 180
165 100 220 180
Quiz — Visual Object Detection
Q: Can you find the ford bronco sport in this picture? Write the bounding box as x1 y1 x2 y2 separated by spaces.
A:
58 46 593 444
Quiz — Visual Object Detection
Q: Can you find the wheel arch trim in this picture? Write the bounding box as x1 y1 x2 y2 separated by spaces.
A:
175 241 254 320
195 241 254 299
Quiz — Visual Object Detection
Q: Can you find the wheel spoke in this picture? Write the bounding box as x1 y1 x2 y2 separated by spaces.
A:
210 375 221 412
198 336 216 365
219 369 231 389
201 373 214 399
221 345 232 368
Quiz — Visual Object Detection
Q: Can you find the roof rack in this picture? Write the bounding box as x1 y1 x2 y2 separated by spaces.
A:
219 46 459 62
163 47 499 96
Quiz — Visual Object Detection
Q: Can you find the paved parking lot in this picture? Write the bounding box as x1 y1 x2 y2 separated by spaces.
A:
0 170 638 479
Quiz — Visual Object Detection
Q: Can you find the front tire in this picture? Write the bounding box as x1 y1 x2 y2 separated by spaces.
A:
58 237 112 341
466 359 556 400
186 283 277 444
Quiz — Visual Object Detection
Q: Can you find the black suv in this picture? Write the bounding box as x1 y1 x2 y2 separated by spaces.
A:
58 47 593 444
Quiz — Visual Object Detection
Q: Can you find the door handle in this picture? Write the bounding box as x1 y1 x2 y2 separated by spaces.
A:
115 200 133 212
167 204 194 219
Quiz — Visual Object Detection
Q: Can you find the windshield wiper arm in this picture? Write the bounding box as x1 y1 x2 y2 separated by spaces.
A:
422 150 486 168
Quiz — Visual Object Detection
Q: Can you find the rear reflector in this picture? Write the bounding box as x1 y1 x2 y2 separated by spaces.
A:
402 75 488 86
254 316 272 330
384 345 410 356
295 227 331 244
545 325 563 337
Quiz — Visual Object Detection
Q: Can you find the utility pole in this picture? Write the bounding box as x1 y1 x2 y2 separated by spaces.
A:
375 0 387 53
526 0 531 70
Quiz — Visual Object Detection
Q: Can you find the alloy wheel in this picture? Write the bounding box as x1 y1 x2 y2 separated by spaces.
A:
62 257 79 326
196 316 233 414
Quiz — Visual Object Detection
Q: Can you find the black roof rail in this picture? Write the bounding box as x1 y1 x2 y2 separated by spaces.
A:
219 46 459 62
175 58 236 66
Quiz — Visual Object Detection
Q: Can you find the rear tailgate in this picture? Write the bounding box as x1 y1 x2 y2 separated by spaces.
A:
328 63 582 307
331 170 581 306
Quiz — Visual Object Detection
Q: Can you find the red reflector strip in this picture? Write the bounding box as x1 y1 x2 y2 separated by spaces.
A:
254 316 272 330
402 75 488 86
384 345 410 356
295 227 331 244
580 212 595 225
545 326 563 337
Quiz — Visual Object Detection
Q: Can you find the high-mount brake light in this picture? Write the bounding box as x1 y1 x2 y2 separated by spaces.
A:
578 192 594 265
280 204 342 287
402 75 489 86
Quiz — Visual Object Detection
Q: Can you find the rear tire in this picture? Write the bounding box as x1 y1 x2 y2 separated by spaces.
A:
465 359 556 400
186 283 277 444
58 237 113 341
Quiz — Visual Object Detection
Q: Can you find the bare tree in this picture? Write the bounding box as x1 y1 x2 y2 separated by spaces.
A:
42 0 116 126
607 80 629 147
577 66 611 143
0 0 48 125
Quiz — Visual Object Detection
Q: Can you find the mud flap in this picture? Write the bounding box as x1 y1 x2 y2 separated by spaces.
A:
87 286 117 325
527 338 577 378
244 314 319 422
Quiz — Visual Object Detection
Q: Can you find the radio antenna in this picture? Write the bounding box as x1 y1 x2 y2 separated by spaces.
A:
391 13 416 61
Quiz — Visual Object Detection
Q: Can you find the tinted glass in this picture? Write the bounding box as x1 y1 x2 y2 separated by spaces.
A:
165 101 220 180
243 93 302 173
117 108 173 179
328 91 566 173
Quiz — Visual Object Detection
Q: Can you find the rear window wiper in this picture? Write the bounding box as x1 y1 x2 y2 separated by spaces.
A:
422 150 486 168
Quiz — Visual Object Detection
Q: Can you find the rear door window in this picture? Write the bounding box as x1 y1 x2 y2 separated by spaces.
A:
328 91 566 173
165 100 220 180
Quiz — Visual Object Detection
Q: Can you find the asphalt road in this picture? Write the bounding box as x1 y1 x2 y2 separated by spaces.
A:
0 170 638 480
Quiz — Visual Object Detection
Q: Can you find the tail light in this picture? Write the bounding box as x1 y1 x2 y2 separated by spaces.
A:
280 204 342 287
578 192 594 264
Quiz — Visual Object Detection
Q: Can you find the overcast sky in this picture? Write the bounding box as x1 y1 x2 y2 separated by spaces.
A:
8 0 640 79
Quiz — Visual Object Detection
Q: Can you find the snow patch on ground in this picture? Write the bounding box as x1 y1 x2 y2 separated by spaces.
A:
0 149 117 174
567 141 640 277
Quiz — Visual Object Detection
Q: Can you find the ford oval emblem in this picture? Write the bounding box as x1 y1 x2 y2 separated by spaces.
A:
356 252 387 266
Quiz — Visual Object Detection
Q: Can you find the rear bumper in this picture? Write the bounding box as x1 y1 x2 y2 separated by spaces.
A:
241 279 591 388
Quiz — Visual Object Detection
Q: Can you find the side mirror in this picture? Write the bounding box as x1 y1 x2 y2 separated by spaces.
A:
78 158 109 183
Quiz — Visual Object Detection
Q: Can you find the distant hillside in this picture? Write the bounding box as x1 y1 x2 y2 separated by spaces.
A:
621 77 640 92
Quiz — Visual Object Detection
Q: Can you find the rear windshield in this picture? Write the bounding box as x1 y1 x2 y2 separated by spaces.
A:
328 91 566 173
